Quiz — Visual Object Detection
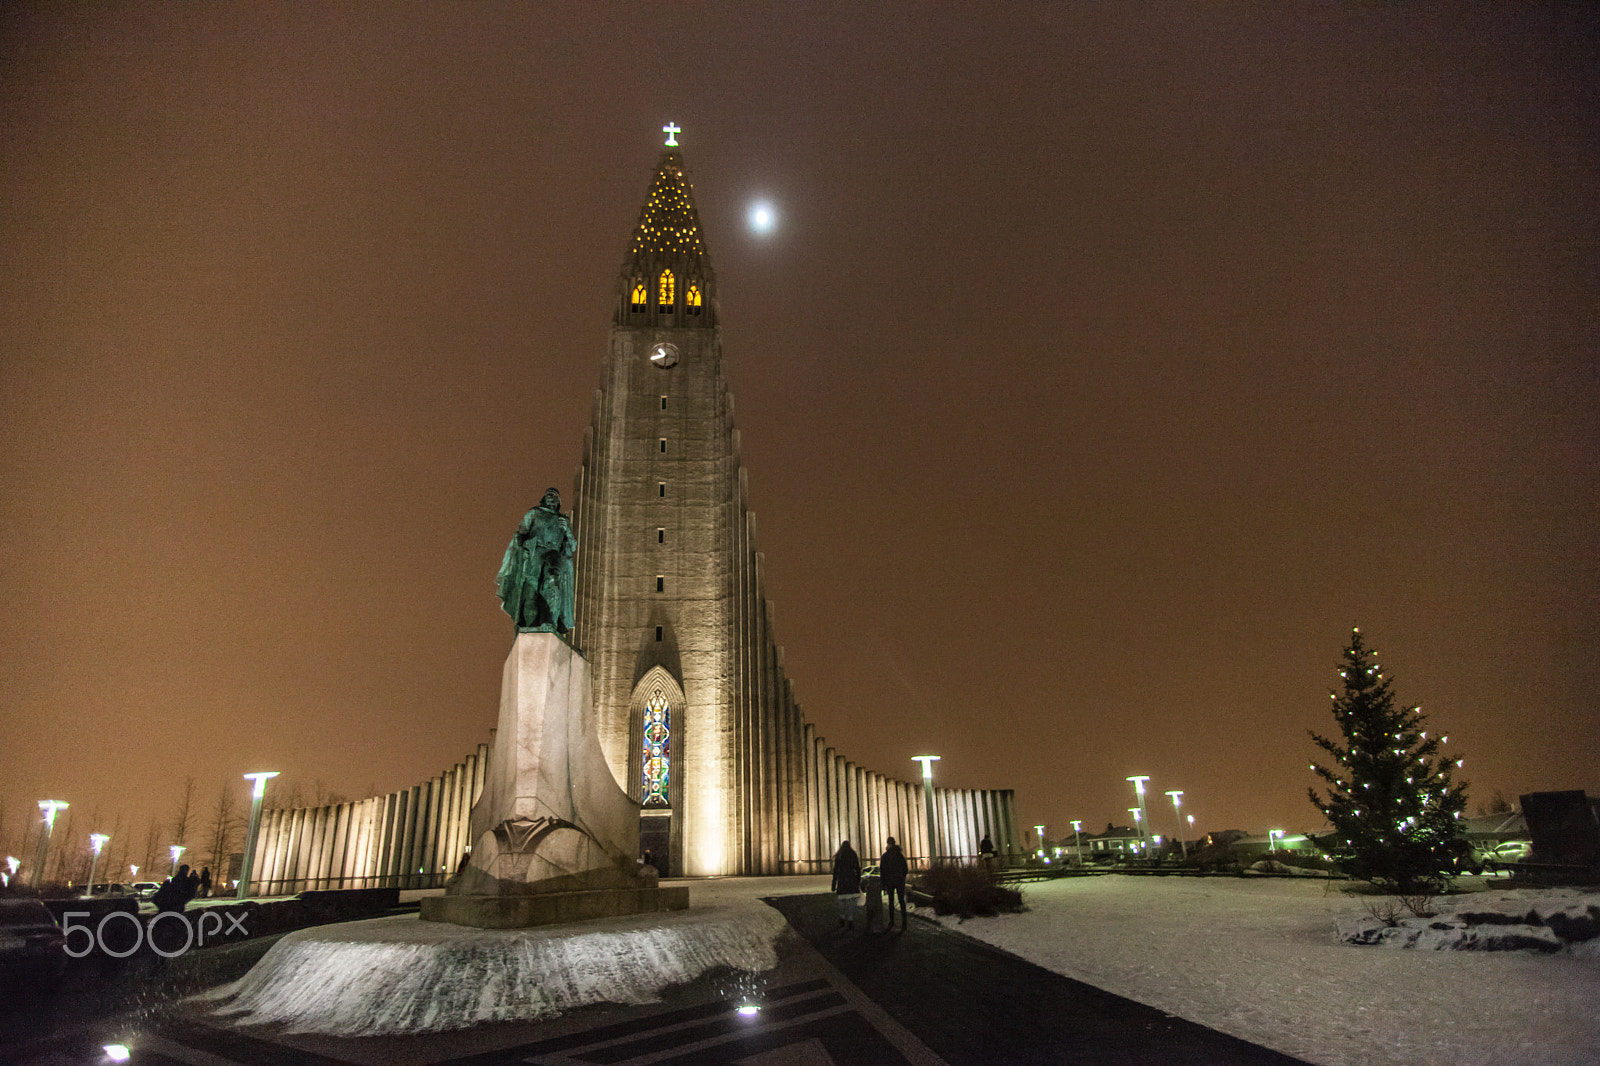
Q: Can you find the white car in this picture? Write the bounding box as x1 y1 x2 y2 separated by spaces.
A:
1488 840 1533 867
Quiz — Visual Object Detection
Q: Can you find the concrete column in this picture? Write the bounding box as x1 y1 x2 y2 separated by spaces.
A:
376 793 398 888
420 778 439 880
256 809 280 895
400 785 421 888
803 724 818 869
935 789 951 865
441 766 461 877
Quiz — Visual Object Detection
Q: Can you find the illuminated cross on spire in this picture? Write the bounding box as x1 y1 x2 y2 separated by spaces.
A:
662 122 681 147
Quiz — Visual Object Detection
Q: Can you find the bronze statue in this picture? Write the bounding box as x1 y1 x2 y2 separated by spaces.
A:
496 488 576 634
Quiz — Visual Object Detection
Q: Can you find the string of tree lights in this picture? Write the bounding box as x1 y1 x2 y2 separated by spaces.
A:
1307 628 1472 894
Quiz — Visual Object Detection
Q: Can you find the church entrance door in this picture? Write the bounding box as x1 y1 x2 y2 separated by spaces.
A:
640 811 671 877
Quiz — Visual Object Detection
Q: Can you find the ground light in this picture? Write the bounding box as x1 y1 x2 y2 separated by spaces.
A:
912 755 940 864
1166 790 1188 858
85 833 109 897
34 800 68 886
736 1003 760 1017
102 1045 130 1063
238 771 280 899
1126 776 1151 850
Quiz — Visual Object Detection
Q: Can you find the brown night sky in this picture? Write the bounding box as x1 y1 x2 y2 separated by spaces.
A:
2 5 1596 868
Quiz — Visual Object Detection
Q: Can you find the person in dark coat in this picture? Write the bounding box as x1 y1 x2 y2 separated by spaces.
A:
979 834 996 869
830 840 862 931
879 836 910 932
153 864 192 913
198 867 212 899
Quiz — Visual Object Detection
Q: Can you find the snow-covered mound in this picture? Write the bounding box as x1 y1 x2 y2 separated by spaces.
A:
1335 886 1600 955
197 895 786 1036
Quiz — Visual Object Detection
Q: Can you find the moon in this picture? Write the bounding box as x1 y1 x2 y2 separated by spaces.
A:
747 201 776 234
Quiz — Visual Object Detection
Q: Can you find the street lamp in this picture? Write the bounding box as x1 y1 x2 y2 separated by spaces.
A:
169 844 186 873
85 833 109 897
129 865 139 881
33 800 68 886
1128 807 1144 856
1165 791 1188 858
1034 825 1046 859
1269 829 1285 853
1071 820 1083 867
238 771 280 899
1126 776 1151 850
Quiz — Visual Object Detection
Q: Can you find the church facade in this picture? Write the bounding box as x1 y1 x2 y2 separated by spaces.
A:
235 136 1018 893
568 139 1019 877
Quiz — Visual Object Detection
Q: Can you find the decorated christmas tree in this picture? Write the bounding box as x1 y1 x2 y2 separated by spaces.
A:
1308 628 1471 893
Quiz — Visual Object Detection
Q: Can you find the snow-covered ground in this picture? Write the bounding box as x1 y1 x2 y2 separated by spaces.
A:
929 874 1600 1066
200 874 1598 1063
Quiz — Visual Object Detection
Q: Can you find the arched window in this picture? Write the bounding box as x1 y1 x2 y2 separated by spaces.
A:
630 281 648 312
657 270 675 310
642 692 670 807
686 283 702 315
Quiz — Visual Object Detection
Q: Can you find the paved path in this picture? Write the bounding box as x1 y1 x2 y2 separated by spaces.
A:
763 893 1310 1066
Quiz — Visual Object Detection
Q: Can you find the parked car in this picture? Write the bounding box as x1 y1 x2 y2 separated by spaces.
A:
87 882 130 897
0 898 67 991
1487 840 1533 868
131 881 161 900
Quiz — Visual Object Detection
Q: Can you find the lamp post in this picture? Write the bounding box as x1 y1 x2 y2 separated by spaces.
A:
1128 807 1144 857
1071 820 1083 867
238 771 280 900
33 800 68 886
1126 776 1152 851
1165 790 1188 858
129 865 139 882
169 844 185 875
3 855 18 889
85 833 109 897
912 755 940 867
1034 825 1046 859
1269 829 1284 853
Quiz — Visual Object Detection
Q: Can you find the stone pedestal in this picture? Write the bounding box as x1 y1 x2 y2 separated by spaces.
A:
421 632 686 927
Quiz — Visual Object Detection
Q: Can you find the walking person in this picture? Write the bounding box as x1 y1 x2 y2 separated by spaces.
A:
831 840 862 931
198 867 212 899
979 833 996 869
880 835 910 932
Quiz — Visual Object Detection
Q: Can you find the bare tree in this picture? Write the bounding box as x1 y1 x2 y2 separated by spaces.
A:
200 779 244 891
139 818 164 878
49 806 80 885
267 780 306 812
103 810 129 886
169 776 197 866
312 779 349 807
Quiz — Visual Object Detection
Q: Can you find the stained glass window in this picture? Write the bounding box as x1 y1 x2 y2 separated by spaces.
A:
642 692 670 807
630 281 648 311
658 270 675 309
686 283 702 315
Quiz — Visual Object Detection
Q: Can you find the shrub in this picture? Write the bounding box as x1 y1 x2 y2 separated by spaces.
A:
914 864 1022 919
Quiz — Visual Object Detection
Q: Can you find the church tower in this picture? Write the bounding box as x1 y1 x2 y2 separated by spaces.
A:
572 131 1018 877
